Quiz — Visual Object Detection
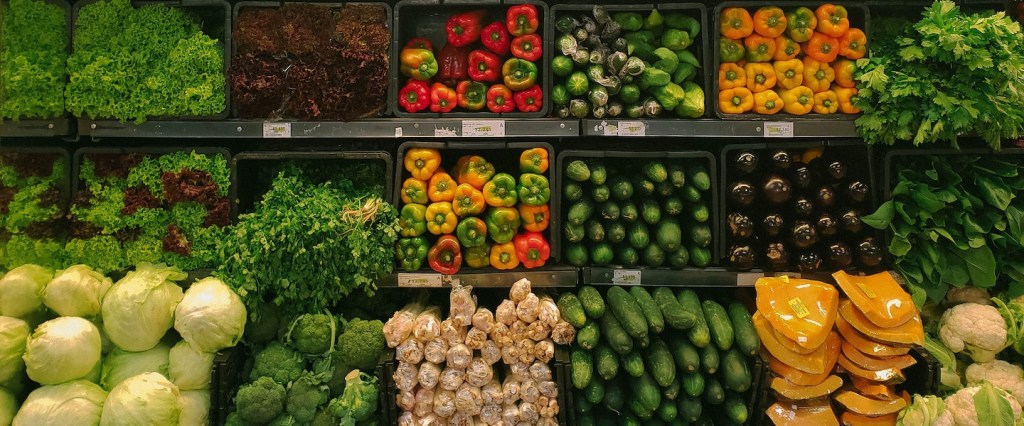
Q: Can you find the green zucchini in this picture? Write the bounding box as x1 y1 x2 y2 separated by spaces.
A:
578 285 605 319
629 286 665 334
607 286 649 341
677 290 710 348
728 302 760 357
702 300 734 351
653 287 696 330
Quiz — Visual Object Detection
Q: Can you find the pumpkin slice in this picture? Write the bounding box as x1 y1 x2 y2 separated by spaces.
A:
756 276 839 350
835 315 912 357
754 312 838 375
833 271 916 328
837 352 905 384
841 341 917 371
849 376 896 400
765 349 840 387
771 375 843 400
838 300 924 346
835 391 907 416
766 401 840 426
840 412 897 426
773 324 820 355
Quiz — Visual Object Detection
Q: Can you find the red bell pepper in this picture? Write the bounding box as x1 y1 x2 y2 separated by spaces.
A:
437 43 470 87
428 235 462 275
457 80 487 111
513 231 550 269
506 4 539 37
447 10 487 47
510 34 542 62
481 21 510 56
399 79 430 113
405 38 434 50
486 84 515 113
513 86 542 113
430 83 457 113
468 50 501 82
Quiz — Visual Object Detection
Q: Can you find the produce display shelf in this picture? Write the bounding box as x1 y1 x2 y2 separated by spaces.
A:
0 119 73 138
581 266 763 287
582 118 859 138
380 264 580 288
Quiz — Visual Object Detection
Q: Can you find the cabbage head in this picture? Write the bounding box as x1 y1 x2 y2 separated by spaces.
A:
12 380 106 426
100 372 181 426
174 277 246 353
168 340 214 391
0 265 52 319
24 317 102 385
101 263 185 352
0 316 29 383
43 265 112 318
178 390 210 426
0 387 15 426
100 343 170 391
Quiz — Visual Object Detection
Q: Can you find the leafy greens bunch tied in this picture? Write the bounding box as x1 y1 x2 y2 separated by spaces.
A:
854 0 1024 148
0 0 67 120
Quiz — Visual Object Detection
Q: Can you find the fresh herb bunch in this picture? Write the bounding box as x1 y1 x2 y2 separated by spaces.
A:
0 0 68 119
216 166 399 320
855 1 1024 148
0 153 67 269
864 155 1024 305
65 0 225 122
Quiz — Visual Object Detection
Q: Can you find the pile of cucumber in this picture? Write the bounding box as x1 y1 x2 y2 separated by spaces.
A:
558 285 761 425
562 158 714 268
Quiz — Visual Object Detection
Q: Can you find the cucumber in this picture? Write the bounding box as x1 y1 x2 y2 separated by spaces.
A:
610 176 634 200
728 302 760 357
601 308 634 355
641 199 662 225
677 395 702 422
594 344 619 381
628 221 650 249
680 372 704 397
656 180 674 198
701 344 720 375
702 300 734 351
577 320 601 350
599 202 621 221
578 285 605 319
606 221 626 244
606 286 649 341
590 243 614 265
566 160 591 182
564 181 584 202
694 415 715 426
575 392 593 415
629 287 665 334
667 246 690 269
571 347 594 389
628 398 653 421
655 220 682 252
591 185 610 203
703 375 725 405
681 185 701 203
677 290 710 348
567 200 594 225
631 372 662 413
620 201 639 222
585 378 605 404
662 377 681 401
724 393 748 424
589 161 608 185
643 337 676 388
603 381 626 411
643 244 665 267
577 417 595 426
564 222 585 243
690 224 712 248
658 399 678 422
653 287 696 330
585 220 606 242
721 347 752 392
565 242 588 266
622 351 645 377
668 164 686 188
557 293 587 328
668 336 700 372
617 246 640 266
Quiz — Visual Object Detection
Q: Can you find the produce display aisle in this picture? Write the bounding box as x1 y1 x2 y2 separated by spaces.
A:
2 0 1024 425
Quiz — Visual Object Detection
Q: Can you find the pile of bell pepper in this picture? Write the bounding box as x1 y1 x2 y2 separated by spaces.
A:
396 147 553 274
398 5 545 114
717 4 865 116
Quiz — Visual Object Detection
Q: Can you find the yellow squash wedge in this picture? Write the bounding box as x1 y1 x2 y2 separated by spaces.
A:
849 376 896 401
833 271 916 328
766 401 840 426
756 276 839 350
755 312 839 375
835 391 907 416
765 349 840 387
840 412 898 426
770 375 843 400
835 315 912 357
841 341 917 371
773 324 821 355
837 352 905 384
839 300 925 346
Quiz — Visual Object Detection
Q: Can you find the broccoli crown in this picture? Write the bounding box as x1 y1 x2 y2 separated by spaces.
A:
286 313 337 355
286 371 330 423
313 350 353 398
268 414 298 426
224 411 244 426
250 341 306 385
235 376 286 424
329 370 379 422
244 303 282 345
336 318 386 371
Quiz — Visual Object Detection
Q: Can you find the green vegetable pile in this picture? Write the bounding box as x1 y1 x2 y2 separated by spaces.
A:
0 152 67 269
854 0 1024 148
0 0 67 120
551 7 705 119
863 155 1024 304
561 285 759 424
561 158 713 269
65 0 226 122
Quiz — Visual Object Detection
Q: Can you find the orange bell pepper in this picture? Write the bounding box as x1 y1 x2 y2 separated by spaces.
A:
719 87 754 114
832 59 856 88
428 172 457 202
744 63 776 93
780 86 814 115
754 90 784 115
753 7 787 38
802 58 835 93
489 242 519 270
426 201 458 235
452 183 486 217
401 177 429 205
720 8 753 40
719 63 747 90
840 28 867 60
835 87 860 114
773 35 801 61
519 148 548 174
455 155 496 189
404 148 441 180
744 34 777 62
815 4 850 37
813 90 839 114
803 32 840 63
774 59 804 90
518 204 550 232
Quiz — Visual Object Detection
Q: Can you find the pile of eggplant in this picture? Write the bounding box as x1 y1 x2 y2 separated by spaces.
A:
725 148 884 273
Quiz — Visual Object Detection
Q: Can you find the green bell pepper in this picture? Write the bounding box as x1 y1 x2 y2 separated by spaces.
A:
486 207 521 244
719 38 745 63
661 29 692 51
483 173 519 207
396 237 429 271
502 59 538 91
517 173 551 206
665 14 700 39
456 217 488 248
652 82 686 110
399 204 428 237
463 245 490 268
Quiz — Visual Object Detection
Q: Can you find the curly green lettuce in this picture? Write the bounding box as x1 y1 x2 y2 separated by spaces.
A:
0 0 67 120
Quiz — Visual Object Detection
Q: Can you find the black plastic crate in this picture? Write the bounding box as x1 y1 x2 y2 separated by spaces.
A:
209 345 245 426
711 1 869 120
391 0 550 118
547 3 712 119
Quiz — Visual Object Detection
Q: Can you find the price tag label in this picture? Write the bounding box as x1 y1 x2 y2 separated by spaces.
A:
395 127 403 138
788 297 810 319
617 120 646 137
397 274 444 288
462 120 506 137
736 273 763 286
263 122 291 138
434 127 458 137
612 269 642 285
763 121 794 138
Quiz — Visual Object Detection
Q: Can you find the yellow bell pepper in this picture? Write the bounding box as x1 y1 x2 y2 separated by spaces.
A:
718 63 746 91
719 87 754 114
835 87 860 114
428 172 457 202
780 86 814 115
832 59 856 89
813 90 839 114
452 183 486 217
400 177 429 205
455 155 496 190
754 90 784 115
518 204 550 232
404 148 441 180
744 63 776 93
773 35 801 61
773 59 803 90
802 57 834 93
426 201 457 235
489 242 519 270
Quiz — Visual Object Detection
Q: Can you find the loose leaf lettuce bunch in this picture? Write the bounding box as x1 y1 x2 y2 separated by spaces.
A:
0 0 67 120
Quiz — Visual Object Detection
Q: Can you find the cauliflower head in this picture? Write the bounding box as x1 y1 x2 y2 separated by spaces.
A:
250 341 306 385
286 313 337 355
939 303 1008 363
235 376 287 424
965 360 1024 406
934 383 1022 426
336 319 386 372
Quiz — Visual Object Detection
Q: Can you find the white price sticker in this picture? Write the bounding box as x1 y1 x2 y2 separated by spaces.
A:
763 121 794 138
612 269 642 285
263 122 291 138
616 120 646 136
397 274 444 288
395 127 403 137
462 120 506 137
434 127 458 137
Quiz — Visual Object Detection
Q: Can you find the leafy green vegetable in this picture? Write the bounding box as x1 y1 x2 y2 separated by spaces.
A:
0 0 67 119
974 382 1016 426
